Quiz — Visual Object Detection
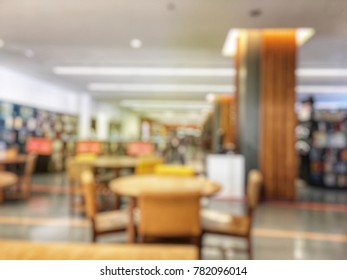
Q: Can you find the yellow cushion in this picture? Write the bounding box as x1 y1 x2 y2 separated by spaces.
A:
75 153 98 162
135 157 163 175
154 165 195 176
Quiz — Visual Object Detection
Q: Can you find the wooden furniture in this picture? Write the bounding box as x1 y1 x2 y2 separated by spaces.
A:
109 174 220 243
154 164 195 176
201 169 263 259
1 154 37 201
81 169 128 242
66 157 93 213
0 172 18 204
138 190 202 259
0 240 198 260
93 156 138 174
17 154 37 199
0 154 28 167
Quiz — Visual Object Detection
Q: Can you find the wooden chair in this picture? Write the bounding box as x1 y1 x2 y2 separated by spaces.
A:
138 190 202 259
66 157 120 213
201 169 263 259
20 154 37 199
80 169 128 242
5 154 37 200
66 157 93 213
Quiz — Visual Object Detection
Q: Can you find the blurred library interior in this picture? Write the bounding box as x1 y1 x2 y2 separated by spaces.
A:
0 1 346 260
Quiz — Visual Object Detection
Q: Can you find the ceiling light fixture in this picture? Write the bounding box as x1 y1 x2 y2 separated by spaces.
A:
296 68 347 77
53 66 235 77
296 85 347 94
222 28 315 57
88 83 234 93
120 100 212 110
130 39 142 49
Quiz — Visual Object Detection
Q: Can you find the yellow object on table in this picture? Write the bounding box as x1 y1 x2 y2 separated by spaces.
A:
154 164 195 176
135 157 163 175
75 153 98 162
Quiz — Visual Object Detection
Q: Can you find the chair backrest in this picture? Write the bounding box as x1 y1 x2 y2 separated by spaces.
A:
246 169 263 215
80 169 97 219
135 157 163 175
66 157 93 184
154 164 195 176
138 190 201 238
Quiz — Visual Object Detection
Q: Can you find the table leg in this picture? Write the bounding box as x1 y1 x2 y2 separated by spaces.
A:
127 197 136 243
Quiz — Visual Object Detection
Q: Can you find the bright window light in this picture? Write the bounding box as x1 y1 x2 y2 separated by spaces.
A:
89 83 234 93
53 67 235 77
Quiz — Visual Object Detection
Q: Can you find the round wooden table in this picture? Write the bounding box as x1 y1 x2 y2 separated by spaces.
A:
0 171 18 204
109 174 221 243
110 174 220 197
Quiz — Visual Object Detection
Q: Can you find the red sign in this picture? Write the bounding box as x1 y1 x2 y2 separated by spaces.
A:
76 141 103 155
26 138 52 155
127 142 153 156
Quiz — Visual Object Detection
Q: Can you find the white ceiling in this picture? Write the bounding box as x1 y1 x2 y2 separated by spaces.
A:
1 0 347 124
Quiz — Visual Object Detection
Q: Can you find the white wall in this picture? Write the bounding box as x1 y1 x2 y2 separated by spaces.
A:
0 67 80 115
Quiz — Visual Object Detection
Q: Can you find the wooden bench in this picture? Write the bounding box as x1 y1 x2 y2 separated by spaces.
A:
0 240 198 260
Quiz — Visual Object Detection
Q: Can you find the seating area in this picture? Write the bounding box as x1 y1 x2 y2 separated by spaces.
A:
0 144 267 260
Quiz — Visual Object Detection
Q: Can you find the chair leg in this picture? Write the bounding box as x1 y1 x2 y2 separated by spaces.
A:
0 189 4 204
92 230 97 242
114 194 121 210
192 236 202 260
247 235 252 260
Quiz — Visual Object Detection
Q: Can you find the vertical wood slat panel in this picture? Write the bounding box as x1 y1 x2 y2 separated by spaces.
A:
234 37 241 152
260 30 297 200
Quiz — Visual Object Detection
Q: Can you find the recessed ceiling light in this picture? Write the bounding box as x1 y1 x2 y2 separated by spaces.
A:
130 39 142 49
250 9 262 17
0 39 4 48
24 49 34 58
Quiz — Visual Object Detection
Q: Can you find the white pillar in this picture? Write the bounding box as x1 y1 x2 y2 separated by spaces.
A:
96 112 110 141
78 95 93 139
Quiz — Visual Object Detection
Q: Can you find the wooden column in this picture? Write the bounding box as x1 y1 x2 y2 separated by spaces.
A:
260 30 297 200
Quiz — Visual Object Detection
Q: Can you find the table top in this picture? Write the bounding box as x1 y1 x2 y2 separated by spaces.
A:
0 171 18 188
92 156 138 169
0 240 198 260
0 155 28 165
109 174 221 197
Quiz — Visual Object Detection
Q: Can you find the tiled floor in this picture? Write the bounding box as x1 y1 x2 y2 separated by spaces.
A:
0 172 346 260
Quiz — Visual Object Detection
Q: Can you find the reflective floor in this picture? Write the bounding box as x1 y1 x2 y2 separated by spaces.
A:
0 173 346 260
